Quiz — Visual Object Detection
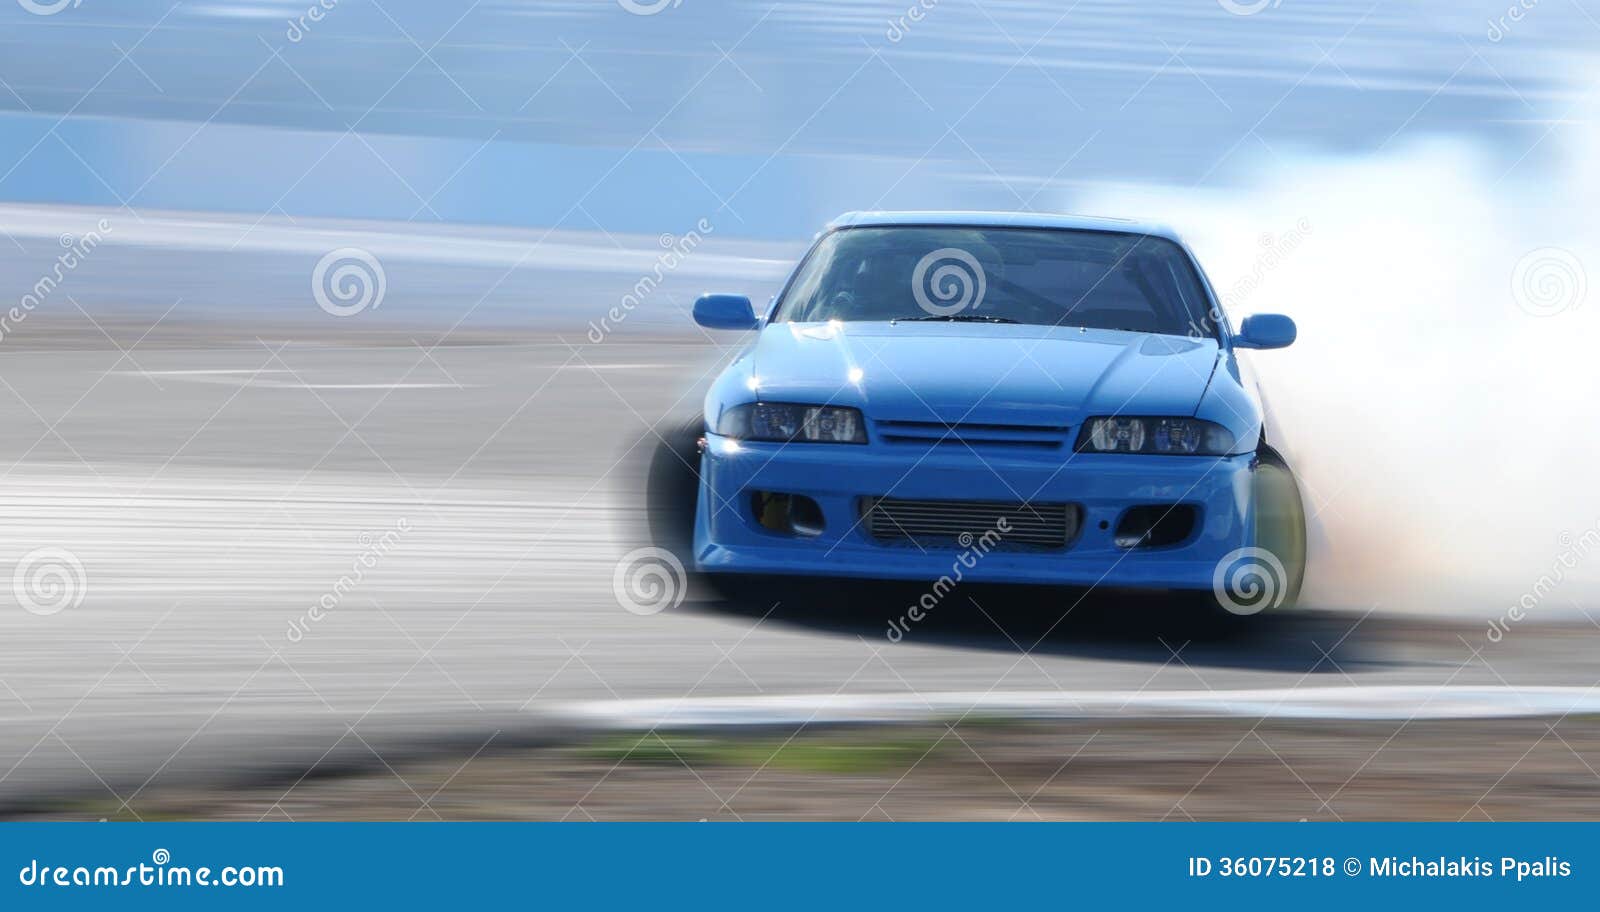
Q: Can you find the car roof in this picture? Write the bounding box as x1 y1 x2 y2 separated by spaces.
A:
825 210 1185 243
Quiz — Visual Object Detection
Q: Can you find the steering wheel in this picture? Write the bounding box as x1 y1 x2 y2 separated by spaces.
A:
826 290 855 318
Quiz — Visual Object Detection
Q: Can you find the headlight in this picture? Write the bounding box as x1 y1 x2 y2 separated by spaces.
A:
717 403 867 444
1074 417 1235 455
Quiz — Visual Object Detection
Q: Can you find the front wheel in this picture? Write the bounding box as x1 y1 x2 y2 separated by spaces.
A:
642 414 757 604
644 413 705 562
1204 450 1307 620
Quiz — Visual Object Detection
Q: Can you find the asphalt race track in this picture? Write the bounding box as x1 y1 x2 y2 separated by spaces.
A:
0 335 1596 811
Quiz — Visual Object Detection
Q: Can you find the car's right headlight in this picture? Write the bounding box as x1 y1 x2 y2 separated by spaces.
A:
716 403 867 444
1074 416 1234 455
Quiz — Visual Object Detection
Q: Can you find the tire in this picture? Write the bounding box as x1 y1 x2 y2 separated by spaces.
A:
1200 448 1307 623
643 413 755 603
644 413 705 562
1252 448 1307 612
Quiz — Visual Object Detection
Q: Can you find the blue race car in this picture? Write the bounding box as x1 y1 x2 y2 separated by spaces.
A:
652 211 1305 615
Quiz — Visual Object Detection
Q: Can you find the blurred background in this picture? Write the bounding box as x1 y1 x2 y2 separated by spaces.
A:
0 0 1597 819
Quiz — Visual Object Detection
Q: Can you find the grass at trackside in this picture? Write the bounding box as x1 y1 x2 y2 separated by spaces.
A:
580 730 948 775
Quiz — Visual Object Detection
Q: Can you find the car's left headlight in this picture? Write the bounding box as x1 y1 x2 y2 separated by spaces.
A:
716 402 867 444
1074 417 1235 455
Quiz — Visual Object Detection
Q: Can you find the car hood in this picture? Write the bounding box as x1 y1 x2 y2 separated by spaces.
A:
748 322 1221 425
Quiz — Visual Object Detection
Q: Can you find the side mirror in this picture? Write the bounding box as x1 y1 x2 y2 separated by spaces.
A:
1235 313 1296 350
693 293 760 330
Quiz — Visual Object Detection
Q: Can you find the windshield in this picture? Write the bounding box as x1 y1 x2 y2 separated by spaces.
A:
773 226 1217 337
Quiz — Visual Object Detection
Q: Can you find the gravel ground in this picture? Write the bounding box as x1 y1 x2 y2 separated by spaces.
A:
22 717 1600 822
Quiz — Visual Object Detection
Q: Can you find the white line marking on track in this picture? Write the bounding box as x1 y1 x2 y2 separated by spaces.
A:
119 364 664 389
258 382 471 390
560 686 1600 728
117 372 472 390
129 369 291 375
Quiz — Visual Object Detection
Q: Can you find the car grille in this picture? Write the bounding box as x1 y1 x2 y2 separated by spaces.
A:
873 419 1069 450
861 497 1080 550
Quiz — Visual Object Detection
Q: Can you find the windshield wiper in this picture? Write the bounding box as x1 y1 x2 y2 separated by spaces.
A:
898 314 1020 324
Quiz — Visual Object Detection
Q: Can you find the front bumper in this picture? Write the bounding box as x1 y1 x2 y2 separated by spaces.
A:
692 433 1261 589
